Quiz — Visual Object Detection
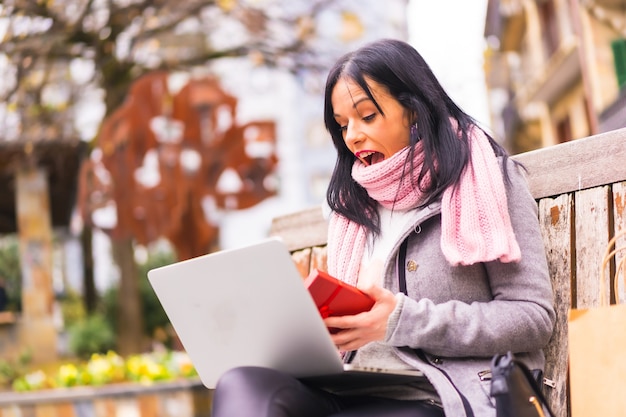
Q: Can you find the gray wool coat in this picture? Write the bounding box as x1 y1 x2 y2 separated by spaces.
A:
343 160 556 417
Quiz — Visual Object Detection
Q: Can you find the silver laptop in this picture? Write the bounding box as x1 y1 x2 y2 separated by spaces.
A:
147 237 424 391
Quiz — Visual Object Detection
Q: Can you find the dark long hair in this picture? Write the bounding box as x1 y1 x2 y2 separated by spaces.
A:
324 38 511 235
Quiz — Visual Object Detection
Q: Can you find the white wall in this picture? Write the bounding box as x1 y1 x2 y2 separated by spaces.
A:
408 0 491 130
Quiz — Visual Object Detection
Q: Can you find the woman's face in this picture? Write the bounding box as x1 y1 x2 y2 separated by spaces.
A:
331 76 411 166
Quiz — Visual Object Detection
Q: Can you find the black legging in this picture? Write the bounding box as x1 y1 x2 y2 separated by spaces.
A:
211 367 446 417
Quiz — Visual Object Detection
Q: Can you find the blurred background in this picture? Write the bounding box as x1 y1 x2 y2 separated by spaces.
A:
0 0 624 375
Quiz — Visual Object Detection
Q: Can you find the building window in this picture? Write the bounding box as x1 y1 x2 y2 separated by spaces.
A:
582 97 593 137
538 0 559 59
556 115 572 143
611 38 626 90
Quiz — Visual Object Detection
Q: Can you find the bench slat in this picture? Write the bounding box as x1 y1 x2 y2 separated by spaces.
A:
269 206 327 251
575 186 612 308
512 127 626 200
292 248 313 279
538 194 572 417
311 246 328 276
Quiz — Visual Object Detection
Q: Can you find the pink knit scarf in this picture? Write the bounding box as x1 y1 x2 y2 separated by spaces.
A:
327 127 521 286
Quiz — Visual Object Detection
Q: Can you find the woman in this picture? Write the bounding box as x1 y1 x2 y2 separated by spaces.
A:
211 38 555 417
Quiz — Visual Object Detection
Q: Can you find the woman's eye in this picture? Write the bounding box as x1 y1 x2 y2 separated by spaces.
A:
363 114 376 122
339 125 348 134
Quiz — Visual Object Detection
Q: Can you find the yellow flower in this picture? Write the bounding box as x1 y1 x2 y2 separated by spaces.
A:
23 370 48 390
58 364 80 387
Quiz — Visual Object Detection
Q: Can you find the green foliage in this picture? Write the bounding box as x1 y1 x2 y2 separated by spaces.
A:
100 285 118 335
612 38 626 89
0 236 22 311
59 288 87 328
67 314 116 359
0 350 32 389
100 249 176 346
137 250 176 338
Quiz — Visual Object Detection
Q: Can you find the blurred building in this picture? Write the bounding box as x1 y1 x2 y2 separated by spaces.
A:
484 0 626 153
212 0 409 249
87 0 410 286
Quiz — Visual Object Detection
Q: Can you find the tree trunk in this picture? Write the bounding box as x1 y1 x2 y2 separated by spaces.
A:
112 237 145 355
81 226 97 313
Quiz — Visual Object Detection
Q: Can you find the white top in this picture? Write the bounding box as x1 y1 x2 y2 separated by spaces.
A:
321 201 416 289
358 206 415 289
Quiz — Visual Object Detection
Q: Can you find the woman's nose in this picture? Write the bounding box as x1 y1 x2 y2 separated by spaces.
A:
344 123 362 147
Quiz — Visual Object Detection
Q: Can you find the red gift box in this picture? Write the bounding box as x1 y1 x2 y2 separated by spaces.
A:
304 269 375 319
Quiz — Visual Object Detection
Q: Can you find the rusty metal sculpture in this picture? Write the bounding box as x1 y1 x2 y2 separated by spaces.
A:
78 72 278 260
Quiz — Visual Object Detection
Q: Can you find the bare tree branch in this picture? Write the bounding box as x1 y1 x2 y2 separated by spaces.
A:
2 0 349 140
128 1 212 48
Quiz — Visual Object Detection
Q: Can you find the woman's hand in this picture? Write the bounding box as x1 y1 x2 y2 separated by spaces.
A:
324 285 397 352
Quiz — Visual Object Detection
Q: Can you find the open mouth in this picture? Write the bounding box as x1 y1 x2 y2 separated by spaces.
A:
356 150 384 166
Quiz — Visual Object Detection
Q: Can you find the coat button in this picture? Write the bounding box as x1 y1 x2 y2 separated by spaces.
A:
406 260 418 272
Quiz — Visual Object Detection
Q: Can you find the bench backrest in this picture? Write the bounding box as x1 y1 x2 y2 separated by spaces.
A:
269 127 626 417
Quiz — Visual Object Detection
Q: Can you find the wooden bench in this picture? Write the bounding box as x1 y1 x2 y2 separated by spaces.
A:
269 127 626 417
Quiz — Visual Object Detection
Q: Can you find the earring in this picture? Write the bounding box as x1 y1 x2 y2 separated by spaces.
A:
410 123 418 139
